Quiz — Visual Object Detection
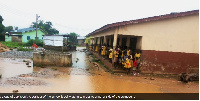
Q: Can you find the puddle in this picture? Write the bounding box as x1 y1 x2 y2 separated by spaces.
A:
0 58 33 78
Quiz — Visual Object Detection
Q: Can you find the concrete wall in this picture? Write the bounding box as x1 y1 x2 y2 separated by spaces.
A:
118 15 199 53
33 52 72 67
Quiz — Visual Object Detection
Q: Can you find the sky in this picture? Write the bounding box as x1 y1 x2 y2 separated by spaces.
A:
0 0 199 36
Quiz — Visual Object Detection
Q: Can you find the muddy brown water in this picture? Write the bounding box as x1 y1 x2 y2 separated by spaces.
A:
0 47 198 93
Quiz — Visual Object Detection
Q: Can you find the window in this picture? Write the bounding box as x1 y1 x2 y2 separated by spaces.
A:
27 36 30 40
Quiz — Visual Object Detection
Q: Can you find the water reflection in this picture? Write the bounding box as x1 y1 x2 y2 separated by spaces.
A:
71 47 88 69
0 58 33 78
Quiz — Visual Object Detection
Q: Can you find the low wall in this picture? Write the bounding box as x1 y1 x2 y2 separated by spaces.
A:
33 52 72 67
140 50 199 74
43 45 76 51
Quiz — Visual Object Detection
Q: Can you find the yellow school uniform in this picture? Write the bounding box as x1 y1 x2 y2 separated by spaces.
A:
124 58 131 68
134 53 141 58
101 46 106 55
114 51 119 58
109 49 113 59
95 46 98 52
127 50 131 56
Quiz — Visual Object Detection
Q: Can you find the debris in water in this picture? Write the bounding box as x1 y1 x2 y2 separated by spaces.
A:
26 62 29 65
12 90 18 93
150 77 155 80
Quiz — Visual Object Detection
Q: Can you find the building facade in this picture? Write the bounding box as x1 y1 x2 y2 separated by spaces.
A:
86 10 199 74
5 28 45 43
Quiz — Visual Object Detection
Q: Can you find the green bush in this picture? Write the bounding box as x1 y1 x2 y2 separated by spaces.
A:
17 47 31 51
26 39 43 47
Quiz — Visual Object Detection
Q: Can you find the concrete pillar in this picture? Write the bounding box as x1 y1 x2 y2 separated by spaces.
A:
94 37 97 44
97 37 100 45
126 36 130 48
112 27 119 68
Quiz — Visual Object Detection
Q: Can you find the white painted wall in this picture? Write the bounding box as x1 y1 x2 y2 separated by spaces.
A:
43 36 63 46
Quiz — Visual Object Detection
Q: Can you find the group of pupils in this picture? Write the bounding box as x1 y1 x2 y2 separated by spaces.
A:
89 44 141 75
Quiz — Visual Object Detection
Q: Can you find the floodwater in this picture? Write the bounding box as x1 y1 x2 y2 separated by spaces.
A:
0 58 33 78
0 47 198 93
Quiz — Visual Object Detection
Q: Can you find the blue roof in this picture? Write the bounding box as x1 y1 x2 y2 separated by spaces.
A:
10 28 39 33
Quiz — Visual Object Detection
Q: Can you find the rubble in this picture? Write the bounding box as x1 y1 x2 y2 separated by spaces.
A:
150 77 155 80
12 90 18 93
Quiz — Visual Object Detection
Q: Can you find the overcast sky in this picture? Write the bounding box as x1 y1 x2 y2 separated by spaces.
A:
0 0 199 36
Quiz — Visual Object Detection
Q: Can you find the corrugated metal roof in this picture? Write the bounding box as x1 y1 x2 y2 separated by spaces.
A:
86 10 199 37
10 28 39 33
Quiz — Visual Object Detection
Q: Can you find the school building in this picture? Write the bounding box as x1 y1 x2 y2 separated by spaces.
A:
86 10 199 74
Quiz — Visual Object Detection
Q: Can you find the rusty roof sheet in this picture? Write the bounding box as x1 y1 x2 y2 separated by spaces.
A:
86 10 199 37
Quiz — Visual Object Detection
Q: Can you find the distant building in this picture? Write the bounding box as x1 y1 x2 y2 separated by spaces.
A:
43 35 76 51
76 36 86 45
5 28 45 43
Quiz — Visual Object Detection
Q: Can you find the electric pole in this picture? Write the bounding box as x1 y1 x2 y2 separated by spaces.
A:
36 14 40 40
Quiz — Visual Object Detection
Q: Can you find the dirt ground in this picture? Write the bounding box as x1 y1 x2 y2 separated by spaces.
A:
0 42 10 52
0 47 198 93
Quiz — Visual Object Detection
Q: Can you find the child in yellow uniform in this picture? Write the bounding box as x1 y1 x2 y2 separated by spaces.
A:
101 45 106 56
134 50 141 59
109 49 113 63
114 48 119 68
127 48 131 56
125 56 132 74
134 50 141 74
95 45 98 52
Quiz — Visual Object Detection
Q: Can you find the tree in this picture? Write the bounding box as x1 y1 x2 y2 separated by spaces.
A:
0 15 5 34
0 15 5 41
68 32 80 45
4 26 13 33
30 20 59 35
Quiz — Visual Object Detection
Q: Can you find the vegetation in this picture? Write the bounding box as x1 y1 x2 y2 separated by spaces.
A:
0 15 5 34
68 32 79 45
51 67 57 71
0 15 5 41
30 20 59 35
26 39 43 47
1 41 26 48
3 26 13 33
17 47 31 51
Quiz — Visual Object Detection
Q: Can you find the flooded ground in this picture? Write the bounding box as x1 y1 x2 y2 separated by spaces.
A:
0 47 198 93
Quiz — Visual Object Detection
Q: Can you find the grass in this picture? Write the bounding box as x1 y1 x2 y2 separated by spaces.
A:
1 41 26 48
51 67 57 71
17 47 31 51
